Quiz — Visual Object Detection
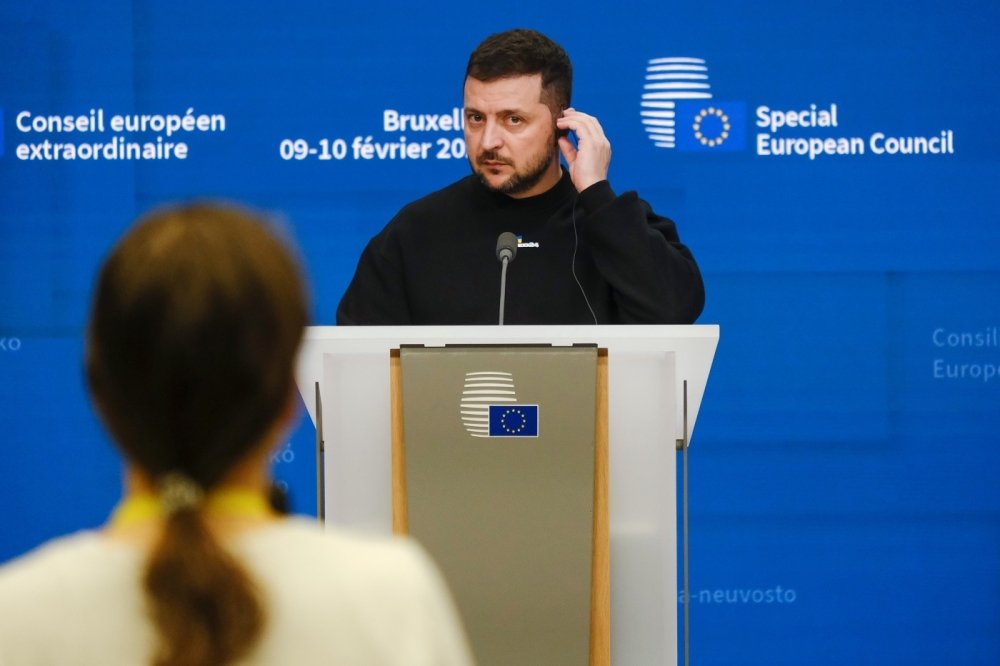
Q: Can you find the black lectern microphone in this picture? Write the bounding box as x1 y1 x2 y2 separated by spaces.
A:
496 232 518 325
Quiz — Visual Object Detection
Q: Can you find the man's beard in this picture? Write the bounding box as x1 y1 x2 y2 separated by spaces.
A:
471 139 558 196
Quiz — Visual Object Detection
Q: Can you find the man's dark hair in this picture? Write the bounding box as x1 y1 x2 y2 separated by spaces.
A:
465 28 572 114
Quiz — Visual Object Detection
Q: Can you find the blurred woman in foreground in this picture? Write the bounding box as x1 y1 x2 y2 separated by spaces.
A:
0 203 472 666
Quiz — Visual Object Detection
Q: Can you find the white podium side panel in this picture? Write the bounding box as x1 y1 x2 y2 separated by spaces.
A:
609 351 677 665
321 352 392 532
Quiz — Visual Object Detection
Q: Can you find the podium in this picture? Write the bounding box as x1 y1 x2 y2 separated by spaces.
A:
296 325 718 665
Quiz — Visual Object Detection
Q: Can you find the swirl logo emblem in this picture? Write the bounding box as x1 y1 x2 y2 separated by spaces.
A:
460 371 539 438
641 57 745 152
641 57 712 149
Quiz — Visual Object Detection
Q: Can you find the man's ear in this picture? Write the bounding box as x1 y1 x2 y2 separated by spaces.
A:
556 106 569 139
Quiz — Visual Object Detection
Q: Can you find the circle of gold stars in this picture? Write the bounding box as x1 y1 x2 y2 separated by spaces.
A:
500 408 527 434
692 107 731 147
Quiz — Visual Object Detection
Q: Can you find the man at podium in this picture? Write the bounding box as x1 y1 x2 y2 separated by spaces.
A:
337 28 704 326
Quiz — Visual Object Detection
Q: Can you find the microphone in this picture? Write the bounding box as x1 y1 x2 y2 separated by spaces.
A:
496 232 518 325
496 231 517 264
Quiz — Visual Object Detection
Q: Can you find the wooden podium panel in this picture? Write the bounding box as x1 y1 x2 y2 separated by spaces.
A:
390 346 609 666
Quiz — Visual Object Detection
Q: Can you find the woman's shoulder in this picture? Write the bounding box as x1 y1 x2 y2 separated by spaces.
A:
237 518 438 586
0 531 147 653
0 531 133 590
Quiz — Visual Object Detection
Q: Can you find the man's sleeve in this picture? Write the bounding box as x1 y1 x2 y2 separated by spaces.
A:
335 229 412 325
578 181 705 324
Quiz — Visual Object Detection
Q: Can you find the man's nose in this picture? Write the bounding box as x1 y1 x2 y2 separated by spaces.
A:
481 120 503 150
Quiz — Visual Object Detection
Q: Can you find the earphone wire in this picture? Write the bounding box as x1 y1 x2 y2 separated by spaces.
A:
570 191 599 325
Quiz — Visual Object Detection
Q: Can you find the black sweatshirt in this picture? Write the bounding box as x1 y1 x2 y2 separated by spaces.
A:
336 170 704 325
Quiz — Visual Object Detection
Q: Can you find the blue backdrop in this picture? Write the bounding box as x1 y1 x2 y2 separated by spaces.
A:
2 1 998 663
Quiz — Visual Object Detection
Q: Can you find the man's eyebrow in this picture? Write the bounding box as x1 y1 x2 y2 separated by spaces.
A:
464 106 533 117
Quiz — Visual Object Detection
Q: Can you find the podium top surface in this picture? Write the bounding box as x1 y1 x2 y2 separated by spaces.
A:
296 324 719 443
302 323 717 343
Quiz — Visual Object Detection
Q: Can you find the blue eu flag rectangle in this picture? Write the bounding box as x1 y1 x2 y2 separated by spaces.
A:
488 404 539 437
674 100 746 152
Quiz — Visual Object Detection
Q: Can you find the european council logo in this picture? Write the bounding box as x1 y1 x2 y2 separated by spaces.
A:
460 371 539 438
641 57 746 151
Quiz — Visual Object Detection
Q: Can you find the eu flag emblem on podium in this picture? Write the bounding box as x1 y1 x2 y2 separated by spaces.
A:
488 405 539 437
675 101 746 151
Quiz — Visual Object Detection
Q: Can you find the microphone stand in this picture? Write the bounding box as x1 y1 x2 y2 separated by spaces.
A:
498 254 510 325
496 232 517 325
